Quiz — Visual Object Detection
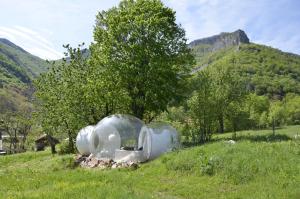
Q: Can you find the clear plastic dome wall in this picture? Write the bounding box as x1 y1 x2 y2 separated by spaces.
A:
138 123 179 160
90 114 144 159
76 125 95 155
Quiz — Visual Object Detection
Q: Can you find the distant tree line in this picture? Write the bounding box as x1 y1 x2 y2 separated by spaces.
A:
159 64 300 144
0 106 32 154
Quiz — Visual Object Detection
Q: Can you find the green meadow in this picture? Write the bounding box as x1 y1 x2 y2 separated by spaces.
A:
1 126 299 199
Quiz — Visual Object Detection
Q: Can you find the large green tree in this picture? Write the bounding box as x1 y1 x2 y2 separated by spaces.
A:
91 0 194 120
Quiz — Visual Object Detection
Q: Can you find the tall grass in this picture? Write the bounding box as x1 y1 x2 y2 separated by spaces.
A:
0 126 299 199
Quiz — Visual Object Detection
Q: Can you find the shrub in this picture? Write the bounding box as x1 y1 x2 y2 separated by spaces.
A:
57 139 75 154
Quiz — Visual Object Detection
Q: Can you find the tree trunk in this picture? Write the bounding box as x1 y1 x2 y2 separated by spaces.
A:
50 144 56 154
13 129 17 153
272 117 275 136
47 135 56 154
68 131 74 153
21 136 26 150
64 121 74 153
131 102 144 120
9 139 12 154
233 120 237 133
129 87 145 120
218 114 224 134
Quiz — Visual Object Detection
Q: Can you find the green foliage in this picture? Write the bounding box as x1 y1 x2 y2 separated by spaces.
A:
91 0 194 119
34 44 128 152
268 100 286 127
185 41 300 136
0 39 49 78
156 106 189 138
0 39 48 88
188 70 217 142
244 93 270 128
0 86 30 114
187 64 247 142
192 43 300 99
283 94 300 125
57 139 74 155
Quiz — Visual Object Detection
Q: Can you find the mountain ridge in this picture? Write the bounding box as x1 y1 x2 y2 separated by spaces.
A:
189 30 300 99
0 38 28 54
189 29 250 50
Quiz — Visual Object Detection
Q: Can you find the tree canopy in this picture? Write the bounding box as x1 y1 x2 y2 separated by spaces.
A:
91 0 194 120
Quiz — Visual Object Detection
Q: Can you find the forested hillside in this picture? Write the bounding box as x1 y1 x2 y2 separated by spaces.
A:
0 38 49 114
166 30 300 141
0 38 49 83
190 35 300 99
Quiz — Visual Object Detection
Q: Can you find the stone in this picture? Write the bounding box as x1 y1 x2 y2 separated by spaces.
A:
87 158 99 168
225 140 236 144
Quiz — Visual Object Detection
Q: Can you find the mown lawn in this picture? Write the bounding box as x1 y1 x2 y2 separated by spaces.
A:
0 126 299 199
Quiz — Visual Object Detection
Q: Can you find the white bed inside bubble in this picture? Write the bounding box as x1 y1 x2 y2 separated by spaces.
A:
76 114 180 163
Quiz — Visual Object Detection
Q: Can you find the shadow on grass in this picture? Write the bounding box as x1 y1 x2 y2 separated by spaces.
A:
182 133 292 148
181 142 203 148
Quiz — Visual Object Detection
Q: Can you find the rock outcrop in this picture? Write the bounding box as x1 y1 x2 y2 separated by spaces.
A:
189 29 250 52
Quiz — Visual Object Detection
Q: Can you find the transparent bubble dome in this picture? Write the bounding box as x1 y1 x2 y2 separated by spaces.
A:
90 114 144 159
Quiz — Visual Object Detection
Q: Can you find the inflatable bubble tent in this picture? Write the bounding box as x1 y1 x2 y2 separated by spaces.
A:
76 114 179 162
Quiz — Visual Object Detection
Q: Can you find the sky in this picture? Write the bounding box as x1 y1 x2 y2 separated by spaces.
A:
0 0 299 60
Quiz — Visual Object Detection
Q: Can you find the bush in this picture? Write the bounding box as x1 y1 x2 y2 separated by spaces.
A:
57 139 75 154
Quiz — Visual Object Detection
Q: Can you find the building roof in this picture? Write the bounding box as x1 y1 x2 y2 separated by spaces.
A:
35 134 59 144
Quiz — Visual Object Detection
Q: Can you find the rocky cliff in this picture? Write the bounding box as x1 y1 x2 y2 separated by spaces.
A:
189 29 250 52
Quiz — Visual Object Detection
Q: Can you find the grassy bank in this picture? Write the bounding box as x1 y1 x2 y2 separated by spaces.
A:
0 126 299 199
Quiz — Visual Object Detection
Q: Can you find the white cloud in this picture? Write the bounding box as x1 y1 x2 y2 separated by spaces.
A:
0 26 63 60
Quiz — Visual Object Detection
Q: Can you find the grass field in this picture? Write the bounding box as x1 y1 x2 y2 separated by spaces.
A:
0 126 299 199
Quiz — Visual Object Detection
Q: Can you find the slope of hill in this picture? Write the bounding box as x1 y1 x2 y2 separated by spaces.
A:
0 38 50 114
0 38 49 85
0 126 299 198
1 30 300 113
189 30 300 99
